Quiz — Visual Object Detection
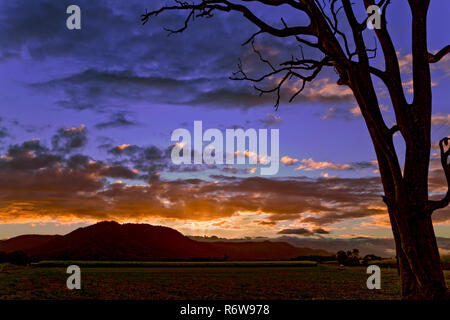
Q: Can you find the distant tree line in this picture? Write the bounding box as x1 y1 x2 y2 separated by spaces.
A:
291 248 382 266
336 249 382 266
0 251 31 266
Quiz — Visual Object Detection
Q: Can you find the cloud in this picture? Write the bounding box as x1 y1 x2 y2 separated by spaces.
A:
321 104 389 121
300 78 353 102
9 0 352 112
280 156 299 165
3 139 61 171
321 106 360 121
0 127 8 139
222 166 257 174
313 227 330 235
0 134 389 226
277 227 330 236
109 144 132 154
349 106 362 117
52 125 87 153
397 52 412 74
259 113 282 126
294 158 377 171
95 113 138 129
431 113 450 125
0 118 8 139
255 220 276 226
1 134 448 228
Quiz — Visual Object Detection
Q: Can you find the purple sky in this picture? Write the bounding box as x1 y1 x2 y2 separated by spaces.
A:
0 0 448 243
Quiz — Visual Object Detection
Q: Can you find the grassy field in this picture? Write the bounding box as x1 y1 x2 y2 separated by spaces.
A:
369 256 450 269
30 260 318 268
2 262 449 300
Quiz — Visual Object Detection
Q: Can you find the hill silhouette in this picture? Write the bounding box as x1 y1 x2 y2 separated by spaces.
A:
0 234 61 253
0 221 330 261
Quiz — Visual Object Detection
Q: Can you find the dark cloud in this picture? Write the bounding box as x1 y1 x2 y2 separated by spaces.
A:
95 112 138 129
32 68 276 110
0 118 8 139
278 228 314 236
2 139 61 171
313 228 330 235
33 67 354 111
0 131 140 210
52 125 87 153
1 0 351 111
105 143 176 177
100 165 137 179
0 128 7 139
0 141 389 223
67 154 90 169
277 227 330 237
255 220 276 226
108 144 140 156
8 139 48 155
0 134 449 227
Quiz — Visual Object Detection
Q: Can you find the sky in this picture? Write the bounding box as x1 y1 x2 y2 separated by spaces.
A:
0 0 448 240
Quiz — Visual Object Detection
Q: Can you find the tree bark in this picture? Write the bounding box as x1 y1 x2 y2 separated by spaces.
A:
388 205 448 299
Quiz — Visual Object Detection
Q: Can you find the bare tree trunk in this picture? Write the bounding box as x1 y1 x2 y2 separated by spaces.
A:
388 205 448 299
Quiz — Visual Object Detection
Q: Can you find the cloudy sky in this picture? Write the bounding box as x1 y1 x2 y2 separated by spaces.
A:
0 0 448 240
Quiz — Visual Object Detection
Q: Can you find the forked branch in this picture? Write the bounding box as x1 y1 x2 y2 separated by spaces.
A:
428 137 450 213
141 0 314 39
428 45 450 63
230 41 331 109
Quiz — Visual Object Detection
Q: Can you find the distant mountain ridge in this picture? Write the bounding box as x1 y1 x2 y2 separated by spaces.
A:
190 235 450 258
0 221 330 261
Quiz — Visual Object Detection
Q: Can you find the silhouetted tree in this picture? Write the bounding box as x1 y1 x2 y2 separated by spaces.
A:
143 0 450 299
363 254 382 261
336 249 361 265
6 251 30 266
336 250 348 265
362 253 382 265
0 251 7 263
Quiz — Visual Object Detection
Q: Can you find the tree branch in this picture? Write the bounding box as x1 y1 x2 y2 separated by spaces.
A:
428 45 450 63
230 41 330 110
141 0 314 39
364 0 410 134
428 137 450 213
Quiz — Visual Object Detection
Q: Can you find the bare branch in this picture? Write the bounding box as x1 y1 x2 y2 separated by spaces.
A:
389 124 400 136
428 137 450 213
141 0 314 39
316 0 354 59
364 0 410 132
230 40 330 109
428 45 450 63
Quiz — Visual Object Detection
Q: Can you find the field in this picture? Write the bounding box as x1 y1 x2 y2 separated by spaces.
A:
369 255 450 269
30 260 318 268
2 262 450 300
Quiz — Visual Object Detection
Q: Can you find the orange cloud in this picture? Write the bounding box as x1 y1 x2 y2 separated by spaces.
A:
280 156 299 165
295 158 351 171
